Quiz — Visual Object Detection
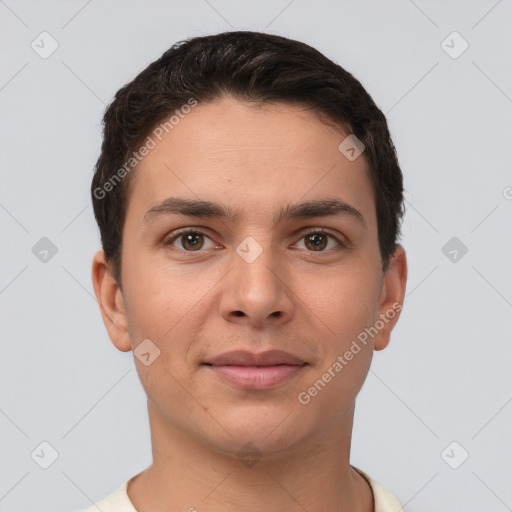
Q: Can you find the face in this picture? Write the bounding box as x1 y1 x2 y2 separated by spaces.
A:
93 95 406 460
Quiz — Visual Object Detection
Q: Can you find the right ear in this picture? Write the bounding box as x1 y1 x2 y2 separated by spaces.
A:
91 250 132 352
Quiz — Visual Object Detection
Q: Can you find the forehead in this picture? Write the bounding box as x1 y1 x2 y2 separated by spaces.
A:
125 96 376 228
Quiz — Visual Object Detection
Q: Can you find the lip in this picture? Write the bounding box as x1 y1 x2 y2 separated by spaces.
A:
204 349 306 367
202 350 308 390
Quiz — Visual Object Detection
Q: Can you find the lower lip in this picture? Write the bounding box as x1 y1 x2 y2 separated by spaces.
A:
205 364 307 389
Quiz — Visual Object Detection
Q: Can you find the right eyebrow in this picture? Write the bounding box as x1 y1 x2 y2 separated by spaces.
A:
144 197 241 223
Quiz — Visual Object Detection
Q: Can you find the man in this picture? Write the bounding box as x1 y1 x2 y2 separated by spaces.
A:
87 30 407 512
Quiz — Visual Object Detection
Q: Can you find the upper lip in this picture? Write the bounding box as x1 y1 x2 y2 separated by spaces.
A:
203 350 306 367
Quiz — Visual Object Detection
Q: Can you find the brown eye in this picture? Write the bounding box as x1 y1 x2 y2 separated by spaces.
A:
181 233 204 251
295 229 343 252
304 233 328 251
164 229 216 251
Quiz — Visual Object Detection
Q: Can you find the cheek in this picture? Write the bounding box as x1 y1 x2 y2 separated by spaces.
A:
302 266 381 342
122 261 220 395
122 253 209 337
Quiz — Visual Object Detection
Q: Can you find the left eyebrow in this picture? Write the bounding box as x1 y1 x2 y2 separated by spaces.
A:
143 196 366 228
272 198 366 228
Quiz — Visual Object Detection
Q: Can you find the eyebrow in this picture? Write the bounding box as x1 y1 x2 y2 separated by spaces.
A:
144 196 366 227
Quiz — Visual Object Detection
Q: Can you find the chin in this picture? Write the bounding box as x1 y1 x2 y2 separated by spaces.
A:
205 405 314 457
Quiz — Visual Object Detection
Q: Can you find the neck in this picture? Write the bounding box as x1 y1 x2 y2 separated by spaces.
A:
127 400 374 512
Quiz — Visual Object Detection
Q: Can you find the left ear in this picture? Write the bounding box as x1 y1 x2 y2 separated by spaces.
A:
374 244 408 351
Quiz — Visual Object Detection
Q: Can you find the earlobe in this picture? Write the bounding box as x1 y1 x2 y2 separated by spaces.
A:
91 250 132 352
374 244 408 351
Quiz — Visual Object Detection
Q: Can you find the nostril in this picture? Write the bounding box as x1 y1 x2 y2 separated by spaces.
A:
234 311 245 317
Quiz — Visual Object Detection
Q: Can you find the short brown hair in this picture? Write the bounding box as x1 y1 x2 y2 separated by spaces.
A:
91 30 405 287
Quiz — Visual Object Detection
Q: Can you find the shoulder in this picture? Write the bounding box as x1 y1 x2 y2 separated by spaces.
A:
80 478 137 512
352 466 404 512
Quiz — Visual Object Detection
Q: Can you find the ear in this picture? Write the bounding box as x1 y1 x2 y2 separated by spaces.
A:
91 250 132 352
373 244 407 351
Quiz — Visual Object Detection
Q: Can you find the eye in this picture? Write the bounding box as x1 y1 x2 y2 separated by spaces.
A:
163 229 218 252
163 227 345 253
294 229 344 252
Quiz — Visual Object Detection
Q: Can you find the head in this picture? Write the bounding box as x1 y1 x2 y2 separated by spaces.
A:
91 31 407 461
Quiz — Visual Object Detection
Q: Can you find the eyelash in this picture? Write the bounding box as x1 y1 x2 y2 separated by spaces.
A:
162 227 345 252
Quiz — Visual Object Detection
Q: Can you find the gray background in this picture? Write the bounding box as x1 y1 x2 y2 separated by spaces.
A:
1 0 511 511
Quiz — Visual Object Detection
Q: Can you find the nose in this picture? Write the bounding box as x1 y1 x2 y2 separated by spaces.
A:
219 241 295 329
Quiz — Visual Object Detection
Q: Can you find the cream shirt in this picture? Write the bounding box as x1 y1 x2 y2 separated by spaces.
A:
82 466 403 512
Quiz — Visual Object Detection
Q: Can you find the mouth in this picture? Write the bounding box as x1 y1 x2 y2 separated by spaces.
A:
202 350 308 390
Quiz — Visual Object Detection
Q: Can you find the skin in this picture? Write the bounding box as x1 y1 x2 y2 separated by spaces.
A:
92 95 407 512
